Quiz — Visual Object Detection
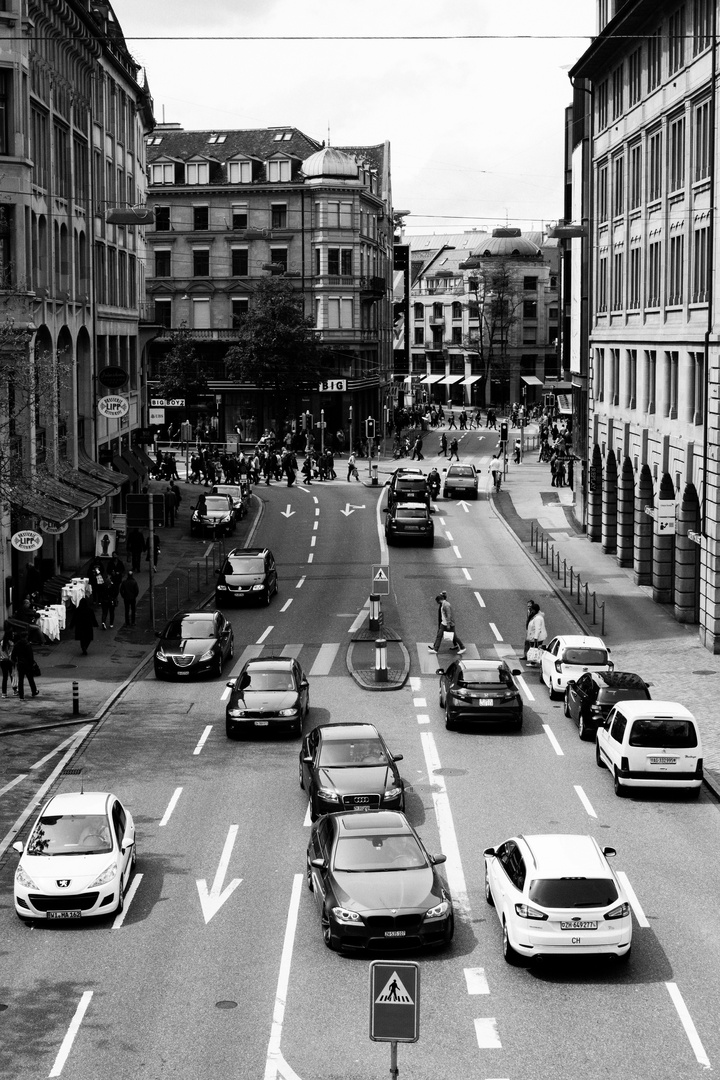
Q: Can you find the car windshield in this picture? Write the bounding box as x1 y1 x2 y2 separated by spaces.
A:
459 667 511 686
203 497 230 512
244 670 294 691
397 508 427 519
449 467 474 476
166 618 214 639
628 719 698 748
334 834 427 872
319 739 387 767
599 688 649 703
214 487 241 497
225 557 264 574
528 878 619 908
563 648 608 665
397 480 426 490
27 813 113 856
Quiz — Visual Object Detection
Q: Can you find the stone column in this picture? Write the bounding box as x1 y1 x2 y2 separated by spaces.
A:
587 444 603 543
616 455 635 567
601 448 617 554
633 463 653 586
652 471 675 603
675 483 700 623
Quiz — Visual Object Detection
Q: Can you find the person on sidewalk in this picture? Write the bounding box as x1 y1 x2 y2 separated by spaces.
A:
428 592 465 654
347 452 360 481
119 570 139 626
490 453 502 492
71 596 98 655
1 630 15 698
145 533 161 569
522 599 536 660
525 605 547 664
127 528 145 572
98 576 116 630
449 437 460 462
11 632 39 699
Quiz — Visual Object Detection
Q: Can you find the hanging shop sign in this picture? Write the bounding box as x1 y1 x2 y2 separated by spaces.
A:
11 530 43 552
98 395 130 419
98 365 129 390
40 519 69 535
151 398 185 407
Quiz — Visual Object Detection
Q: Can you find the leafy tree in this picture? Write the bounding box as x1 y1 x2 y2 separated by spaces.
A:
155 324 209 404
463 258 523 405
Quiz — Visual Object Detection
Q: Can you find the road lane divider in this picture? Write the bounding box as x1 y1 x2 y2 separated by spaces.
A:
196 824 243 923
462 568 472 580
280 599 293 612
0 774 27 799
309 644 340 676
665 982 711 1070
573 784 597 818
542 724 564 756
30 731 81 771
257 625 274 644
616 870 649 928
193 726 212 756
348 599 370 634
445 531 454 542
295 576 306 589
474 591 486 607
473 1017 502 1049
453 545 462 558
264 874 304 1080
516 675 534 702
417 714 430 725
464 968 490 994
49 990 93 1077
159 787 183 827
112 873 143 929
420 731 470 918
489 623 503 641
307 553 314 563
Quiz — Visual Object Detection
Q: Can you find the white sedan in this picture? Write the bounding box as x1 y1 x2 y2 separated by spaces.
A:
539 634 613 700
13 790 136 922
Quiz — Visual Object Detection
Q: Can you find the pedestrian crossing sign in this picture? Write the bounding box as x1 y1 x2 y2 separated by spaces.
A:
372 564 390 594
369 960 420 1042
375 971 414 1004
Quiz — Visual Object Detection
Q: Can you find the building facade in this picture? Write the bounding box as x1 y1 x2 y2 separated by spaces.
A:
568 0 720 649
144 128 393 447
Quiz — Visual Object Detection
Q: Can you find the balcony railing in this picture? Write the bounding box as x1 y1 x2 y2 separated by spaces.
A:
360 275 386 296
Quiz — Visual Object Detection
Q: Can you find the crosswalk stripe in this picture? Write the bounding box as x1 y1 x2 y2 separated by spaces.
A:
309 643 340 675
280 644 303 659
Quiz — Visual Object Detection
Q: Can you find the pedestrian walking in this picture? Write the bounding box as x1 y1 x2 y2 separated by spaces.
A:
127 528 145 572
428 592 465 654
1 630 15 697
98 576 116 630
490 453 502 492
448 437 460 462
347 452 360 481
411 436 424 460
71 596 98 655
522 600 536 660
169 480 182 516
145 533 161 569
11 632 39 699
119 570 139 626
525 605 547 663
301 456 313 485
163 486 176 527
88 556 106 606
447 412 457 430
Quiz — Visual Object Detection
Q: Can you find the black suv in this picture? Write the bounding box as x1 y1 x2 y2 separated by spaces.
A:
215 547 278 606
386 469 430 509
385 502 434 546
564 670 651 740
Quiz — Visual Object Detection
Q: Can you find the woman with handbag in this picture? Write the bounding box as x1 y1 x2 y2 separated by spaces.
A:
11 632 39 699
1 630 15 698
428 592 466 655
526 606 547 665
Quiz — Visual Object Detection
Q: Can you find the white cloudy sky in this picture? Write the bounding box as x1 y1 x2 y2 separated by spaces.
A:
114 0 596 234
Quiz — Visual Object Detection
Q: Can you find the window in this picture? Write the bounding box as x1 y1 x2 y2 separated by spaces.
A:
328 201 353 228
193 248 210 276
628 47 642 107
690 350 704 423
231 297 249 327
451 327 462 344
414 327 424 345
694 100 711 180
628 246 641 308
648 130 662 201
668 234 684 304
186 162 209 185
598 164 608 222
154 298 172 328
328 297 353 328
612 251 624 310
208 133 226 144
597 255 608 312
647 241 662 306
231 248 248 276
647 28 662 92
693 0 712 55
151 162 174 185
626 349 637 408
597 80 608 130
594 348 605 402
612 64 624 120
271 204 287 229
267 159 290 182
155 206 170 231
626 144 641 212
154 249 171 277
432 302 443 320
613 155 624 217
230 205 248 231
523 327 537 345
610 348 620 405
664 351 679 418
269 247 287 272
669 115 685 191
451 302 462 320
327 248 352 275
523 300 537 319
523 276 537 291
414 303 424 321
669 7 686 74
229 160 251 184
193 206 209 231
643 350 656 413
192 298 210 329
0 70 10 155
692 225 710 301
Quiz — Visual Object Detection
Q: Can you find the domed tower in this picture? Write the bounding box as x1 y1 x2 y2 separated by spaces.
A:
301 146 359 181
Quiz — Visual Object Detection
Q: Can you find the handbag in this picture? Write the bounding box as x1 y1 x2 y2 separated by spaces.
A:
526 647 542 665
442 629 455 643
32 660 41 677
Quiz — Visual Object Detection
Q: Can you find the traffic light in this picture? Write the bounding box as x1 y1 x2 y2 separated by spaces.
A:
302 412 313 431
366 417 376 439
500 421 508 444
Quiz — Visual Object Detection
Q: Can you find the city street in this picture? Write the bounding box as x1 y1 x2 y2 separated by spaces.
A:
1 432 719 1080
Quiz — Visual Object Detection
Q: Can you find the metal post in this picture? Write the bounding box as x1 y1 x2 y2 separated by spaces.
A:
375 638 388 683
148 492 156 630
563 558 567 588
320 408 325 458
164 587 168 621
369 593 381 631
72 681 79 716
592 592 597 624
176 577 180 611
600 600 606 635
389 1041 399 1079
584 582 589 614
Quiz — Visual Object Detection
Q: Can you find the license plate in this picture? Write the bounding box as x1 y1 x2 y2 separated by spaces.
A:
648 756 678 765
254 720 269 726
385 930 406 937
561 921 597 930
476 699 493 707
48 910 82 919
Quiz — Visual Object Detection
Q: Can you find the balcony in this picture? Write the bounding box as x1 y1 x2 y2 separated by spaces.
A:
428 316 445 328
153 327 242 342
360 275 386 296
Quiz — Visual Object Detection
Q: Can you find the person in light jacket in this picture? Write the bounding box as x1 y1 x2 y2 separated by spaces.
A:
526 605 547 662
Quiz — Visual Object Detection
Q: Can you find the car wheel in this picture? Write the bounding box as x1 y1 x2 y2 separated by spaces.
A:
444 704 455 731
616 946 632 964
578 714 591 741
595 741 606 768
548 683 560 701
299 761 305 789
214 654 223 678
309 790 319 822
502 918 522 965
321 911 339 951
386 533 394 545
294 718 303 737
613 769 626 797
514 713 523 731
484 869 495 907
472 490 479 500
563 693 571 717
18 916 34 926
688 786 701 800
305 854 314 892
114 885 124 917
426 537 434 548
229 637 235 660
442 489 449 499
263 588 271 606
441 911 455 948
304 695 310 719
439 685 445 708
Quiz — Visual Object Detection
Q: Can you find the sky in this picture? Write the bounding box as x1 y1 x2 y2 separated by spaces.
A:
114 0 597 235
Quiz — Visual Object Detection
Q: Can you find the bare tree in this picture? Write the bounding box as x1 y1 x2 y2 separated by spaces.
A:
463 258 524 407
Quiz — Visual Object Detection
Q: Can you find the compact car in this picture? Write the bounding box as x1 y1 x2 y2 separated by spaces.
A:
299 723 405 819
564 670 651 740
307 810 453 952
386 470 431 509
190 493 236 537
385 502 434 546
226 656 309 738
483 833 632 964
13 791 136 922
211 483 249 519
539 634 613 700
438 659 524 730
442 464 479 499
215 547 278 606
154 610 234 679
595 700 703 797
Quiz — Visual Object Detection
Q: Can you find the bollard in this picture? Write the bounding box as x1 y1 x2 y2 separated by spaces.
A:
600 600 606 636
592 593 597 625
584 582 589 614
72 681 79 716
369 593 381 631
164 587 168 621
563 558 567 588
176 577 180 611
375 638 388 683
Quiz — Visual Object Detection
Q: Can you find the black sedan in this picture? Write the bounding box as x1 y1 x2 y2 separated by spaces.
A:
564 670 651 740
154 610 234 679
299 723 404 820
438 658 523 730
190 494 236 537
226 657 309 738
306 810 453 953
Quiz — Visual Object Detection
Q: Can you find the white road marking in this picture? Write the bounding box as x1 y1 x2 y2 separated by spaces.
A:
616 871 650 928
445 531 454 542
307 553 314 563
665 982 711 1070
420 732 470 917
542 724 564 756
310 535 316 547
464 968 490 994
49 990 93 1077
348 600 370 634
30 732 80 770
462 567 472 580
313 495 318 503
280 599 293 612
309 643 340 675
474 591 486 607
296 576 305 589
0 774 27 798
159 787 183 827
413 697 427 707
280 645 302 659
264 874 304 1080
474 1017 501 1049
303 802 312 827
489 622 503 641
516 675 534 702
313 521 318 530
439 517 446 526
315 507 320 516
202 542 215 558
410 677 422 691
257 625 274 644
453 545 462 558
417 714 430 724
112 873 143 929
193 726 213 755
196 825 243 924
573 785 597 818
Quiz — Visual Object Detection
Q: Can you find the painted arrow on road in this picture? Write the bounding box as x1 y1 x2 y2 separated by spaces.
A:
340 503 366 517
196 824 243 924
457 500 471 512
280 505 296 518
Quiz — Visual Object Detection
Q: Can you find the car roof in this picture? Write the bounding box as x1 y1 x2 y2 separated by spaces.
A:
43 791 112 815
395 502 429 510
172 611 215 621
458 659 508 670
592 671 648 689
609 700 694 719
244 657 294 670
335 810 410 834
554 635 607 648
227 547 269 557
319 723 381 741
447 464 475 472
520 834 612 877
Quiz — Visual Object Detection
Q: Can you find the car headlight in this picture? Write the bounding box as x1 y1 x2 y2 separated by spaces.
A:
317 788 339 802
382 786 403 801
332 906 364 924
15 867 38 890
425 900 450 919
199 649 215 661
89 862 118 888
227 707 247 717
221 515 231 523
217 583 228 591
278 707 299 716
156 646 167 658
251 583 265 591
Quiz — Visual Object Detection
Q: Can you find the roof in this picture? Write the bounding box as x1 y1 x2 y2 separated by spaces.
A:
147 127 322 167
245 657 295 669
522 834 611 877
174 611 215 621
319 723 380 741
609 701 694 720
302 146 358 179
472 231 541 258
459 660 508 670
570 1 657 81
554 635 607 648
44 792 112 815
337 810 408 833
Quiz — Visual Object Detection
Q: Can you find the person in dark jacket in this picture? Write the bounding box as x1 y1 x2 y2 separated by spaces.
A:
127 529 145 572
119 570 139 626
145 533 161 569
98 577 116 630
11 632 38 699
72 596 98 655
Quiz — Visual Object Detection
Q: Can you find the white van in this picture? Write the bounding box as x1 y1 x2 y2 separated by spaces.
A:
595 701 702 798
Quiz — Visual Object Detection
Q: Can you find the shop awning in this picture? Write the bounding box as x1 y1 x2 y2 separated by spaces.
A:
8 486 77 528
33 474 96 515
56 462 115 502
543 381 573 391
556 393 573 414
122 448 148 478
419 374 444 385
77 450 125 493
132 446 157 472
113 455 139 483
438 374 464 385
521 375 544 386
460 375 481 386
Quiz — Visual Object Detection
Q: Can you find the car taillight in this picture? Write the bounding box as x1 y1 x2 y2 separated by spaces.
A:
554 660 563 673
453 688 473 700
696 759 704 776
621 757 629 772
604 902 629 920
514 903 548 921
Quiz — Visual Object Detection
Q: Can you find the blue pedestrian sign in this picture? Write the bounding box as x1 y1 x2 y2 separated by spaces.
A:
369 961 420 1043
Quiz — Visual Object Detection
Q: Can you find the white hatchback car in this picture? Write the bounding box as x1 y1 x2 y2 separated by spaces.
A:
540 634 613 700
13 791 136 922
483 833 632 964
596 700 703 798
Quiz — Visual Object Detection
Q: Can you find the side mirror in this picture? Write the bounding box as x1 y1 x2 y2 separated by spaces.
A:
300 679 309 689
310 858 326 870
393 754 404 762
435 667 445 676
121 838 135 854
483 846 496 858
226 680 236 689
239 672 251 691
155 631 161 638
602 846 617 858
511 668 522 676
12 840 23 853
302 755 313 765
431 853 447 865
215 568 221 575
382 507 389 513
566 679 577 689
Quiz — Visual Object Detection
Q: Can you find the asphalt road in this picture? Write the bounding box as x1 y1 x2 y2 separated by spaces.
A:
1 430 720 1080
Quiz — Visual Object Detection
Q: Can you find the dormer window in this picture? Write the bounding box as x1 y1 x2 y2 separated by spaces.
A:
273 131 292 141
229 160 252 184
208 133 226 144
151 162 174 185
186 161 209 185
268 159 291 182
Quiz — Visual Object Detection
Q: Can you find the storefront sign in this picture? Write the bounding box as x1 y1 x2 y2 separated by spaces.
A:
40 520 69 535
149 408 165 424
151 398 185 407
11 530 43 552
98 365 129 390
319 379 347 392
98 395 130 419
